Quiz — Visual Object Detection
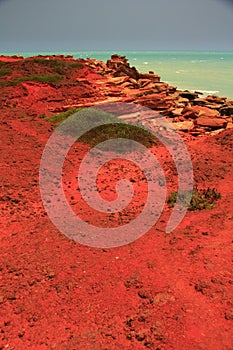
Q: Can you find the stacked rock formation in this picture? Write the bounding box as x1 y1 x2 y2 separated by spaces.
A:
0 53 232 136
85 54 233 136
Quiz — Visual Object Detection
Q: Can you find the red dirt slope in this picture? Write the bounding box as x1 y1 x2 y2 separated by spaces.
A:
0 55 232 350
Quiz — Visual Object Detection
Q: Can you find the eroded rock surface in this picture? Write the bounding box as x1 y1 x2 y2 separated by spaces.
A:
0 54 232 136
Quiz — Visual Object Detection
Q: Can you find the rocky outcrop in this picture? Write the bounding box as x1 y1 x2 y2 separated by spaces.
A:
106 55 140 80
219 105 233 116
0 54 232 136
189 106 221 118
195 116 227 129
75 55 233 136
138 73 160 83
173 121 194 131
178 90 199 100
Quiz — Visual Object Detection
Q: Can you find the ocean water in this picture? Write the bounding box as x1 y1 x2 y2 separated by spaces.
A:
1 51 233 99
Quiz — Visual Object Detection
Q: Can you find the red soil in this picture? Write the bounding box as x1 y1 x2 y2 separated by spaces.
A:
0 56 233 350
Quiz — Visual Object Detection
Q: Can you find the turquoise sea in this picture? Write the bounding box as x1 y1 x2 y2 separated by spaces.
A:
1 51 233 99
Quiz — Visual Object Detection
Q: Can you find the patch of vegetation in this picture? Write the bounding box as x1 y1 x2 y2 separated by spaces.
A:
1 74 63 86
47 108 82 124
69 62 83 69
167 187 221 210
28 58 83 74
0 66 12 77
80 122 156 150
38 114 46 119
13 74 62 84
49 107 157 151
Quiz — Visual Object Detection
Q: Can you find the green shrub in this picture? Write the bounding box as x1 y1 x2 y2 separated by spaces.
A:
28 58 82 74
167 187 221 210
0 67 12 77
47 108 82 124
79 121 156 150
49 107 157 151
13 74 63 84
69 62 83 69
1 74 63 86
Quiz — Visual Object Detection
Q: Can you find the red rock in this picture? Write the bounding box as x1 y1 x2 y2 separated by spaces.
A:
192 106 221 118
170 108 184 117
109 76 130 85
182 106 221 121
178 90 199 100
106 55 139 80
154 82 170 93
168 85 177 93
135 94 174 111
193 98 208 106
207 128 226 136
182 108 199 119
219 105 233 116
173 121 194 131
177 97 190 105
206 95 226 104
138 79 154 88
138 73 160 83
226 122 233 129
195 116 227 128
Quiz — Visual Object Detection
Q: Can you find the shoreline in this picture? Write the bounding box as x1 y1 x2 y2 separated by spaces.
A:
1 50 233 99
0 53 232 136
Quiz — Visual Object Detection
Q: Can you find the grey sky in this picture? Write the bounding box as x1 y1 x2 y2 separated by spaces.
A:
0 0 233 51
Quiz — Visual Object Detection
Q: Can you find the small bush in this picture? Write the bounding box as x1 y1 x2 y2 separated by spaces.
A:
79 121 156 150
28 58 82 74
49 107 157 151
1 74 63 86
13 74 63 84
0 67 12 77
69 62 83 69
47 108 82 124
167 187 221 210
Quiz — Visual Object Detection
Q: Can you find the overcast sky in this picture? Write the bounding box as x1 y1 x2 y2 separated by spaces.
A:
0 0 233 51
